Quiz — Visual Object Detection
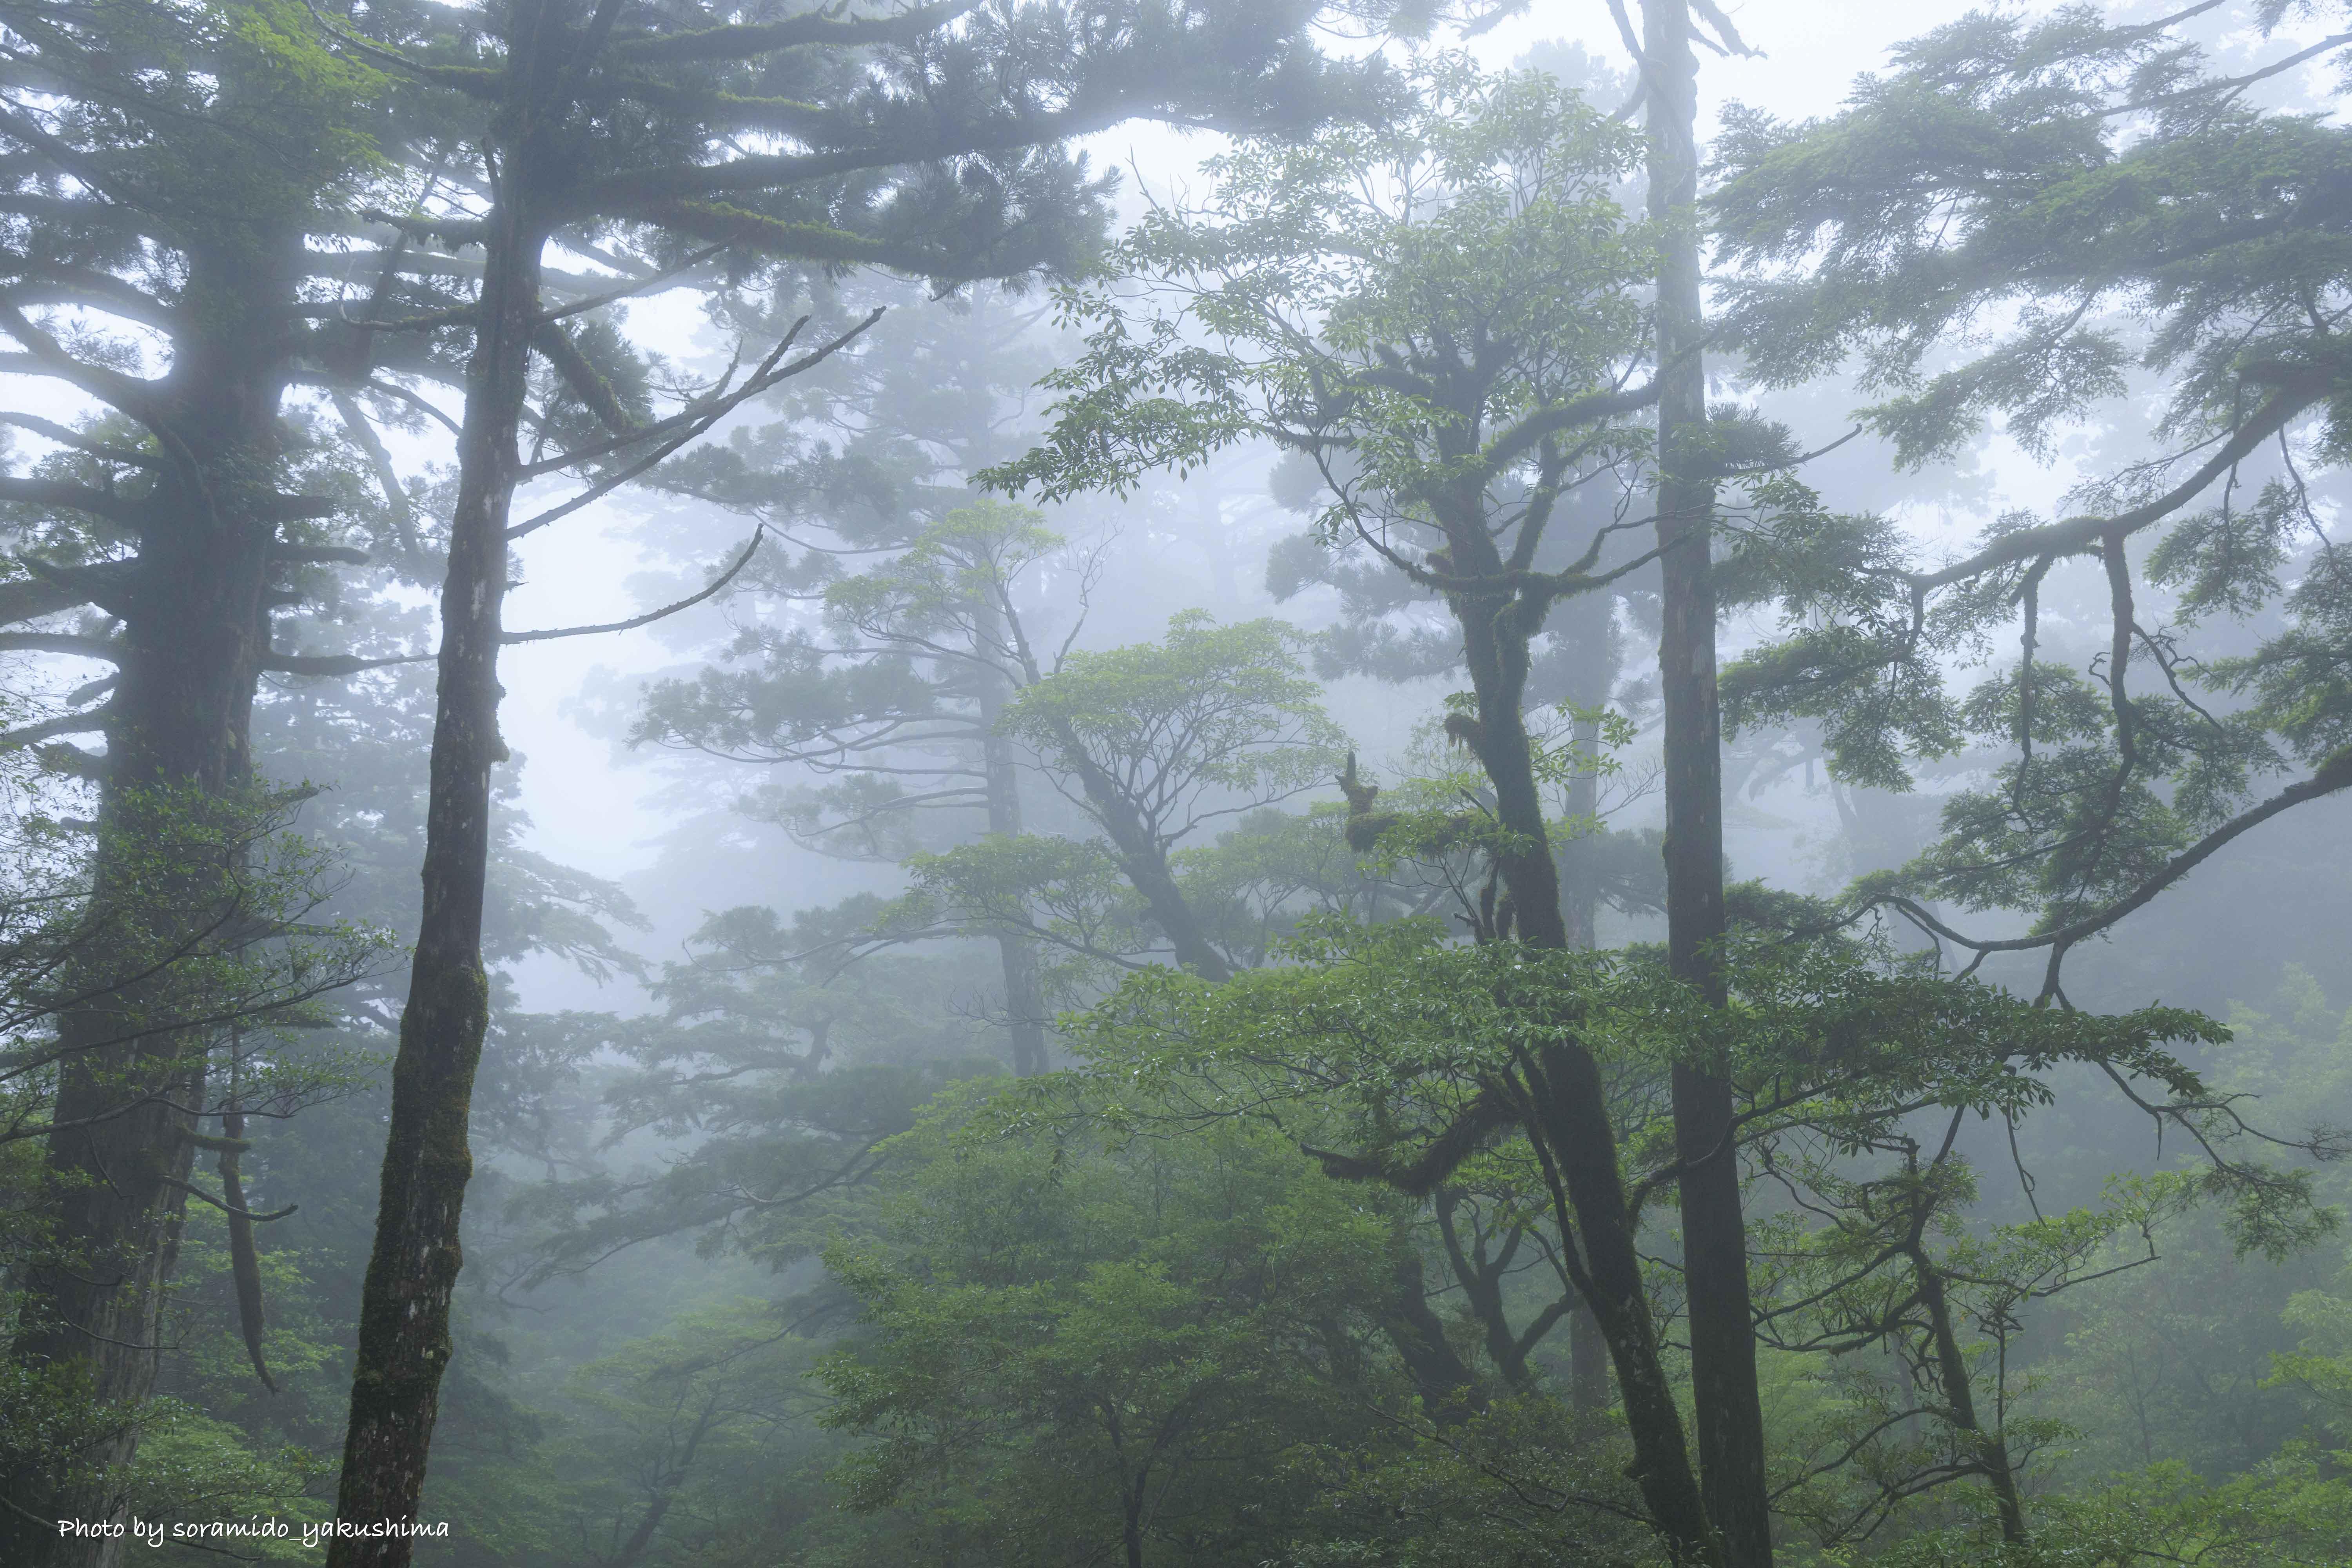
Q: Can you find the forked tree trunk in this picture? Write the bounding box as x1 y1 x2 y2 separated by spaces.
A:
322 185 543 1568
1057 739 1233 982
604 1391 719 1568
1644 1 1772 1561
1443 542 1722 1566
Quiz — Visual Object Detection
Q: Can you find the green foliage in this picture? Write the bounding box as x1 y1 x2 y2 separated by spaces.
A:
1054 917 2229 1170
1710 7 2351 465
0 774 393 1150
1 0 391 249
4 8 2341 1565
1001 611 1347 839
1821 1450 2352 1568
893 833 1152 999
1707 4 2352 988
507 898 999 1285
989 54 1654 524
817 1083 1417 1568
534 1299 830 1567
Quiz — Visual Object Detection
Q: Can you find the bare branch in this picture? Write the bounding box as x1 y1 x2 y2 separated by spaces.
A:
503 530 764 644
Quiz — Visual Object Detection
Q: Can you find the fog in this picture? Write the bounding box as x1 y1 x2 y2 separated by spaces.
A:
2 1 2347 1565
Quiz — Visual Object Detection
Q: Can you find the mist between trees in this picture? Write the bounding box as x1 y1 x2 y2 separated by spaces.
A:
0 2 2347 1566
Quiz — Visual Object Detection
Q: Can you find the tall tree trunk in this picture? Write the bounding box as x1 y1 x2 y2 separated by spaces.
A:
1526 1040 1719 1564
996 928 1048 1076
323 185 543 1568
5 242 293 1567
1122 1476 1147 1568
1444 560 1721 1565
1644 2 1771 1561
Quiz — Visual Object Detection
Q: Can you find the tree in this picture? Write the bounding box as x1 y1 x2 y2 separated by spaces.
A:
0 775 392 1541
639 497 1073 1074
989 58 1771 1561
0 4 437 1546
1057 908 2279 1563
1626 1 1773 1554
505 897 998 1290
205 587 676 1565
633 285 1076 1082
995 610 1347 982
1708 3 2352 1002
305 2 1390 1552
819 1085 1409 1568
1758 1153 2188 1549
643 499 1347 1056
548 1299 826 1568
1677 21 2352 1521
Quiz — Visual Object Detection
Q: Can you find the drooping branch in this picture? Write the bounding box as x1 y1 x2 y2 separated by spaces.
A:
1910 371 2332 592
159 1175 298 1225
1873 744 2352 973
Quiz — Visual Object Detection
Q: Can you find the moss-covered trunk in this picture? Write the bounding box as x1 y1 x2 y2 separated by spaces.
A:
5 238 297 1568
322 183 543 1568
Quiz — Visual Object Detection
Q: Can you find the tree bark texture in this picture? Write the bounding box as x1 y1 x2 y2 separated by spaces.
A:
322 185 542 1568
5 237 299 1567
1643 1 1772 1561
